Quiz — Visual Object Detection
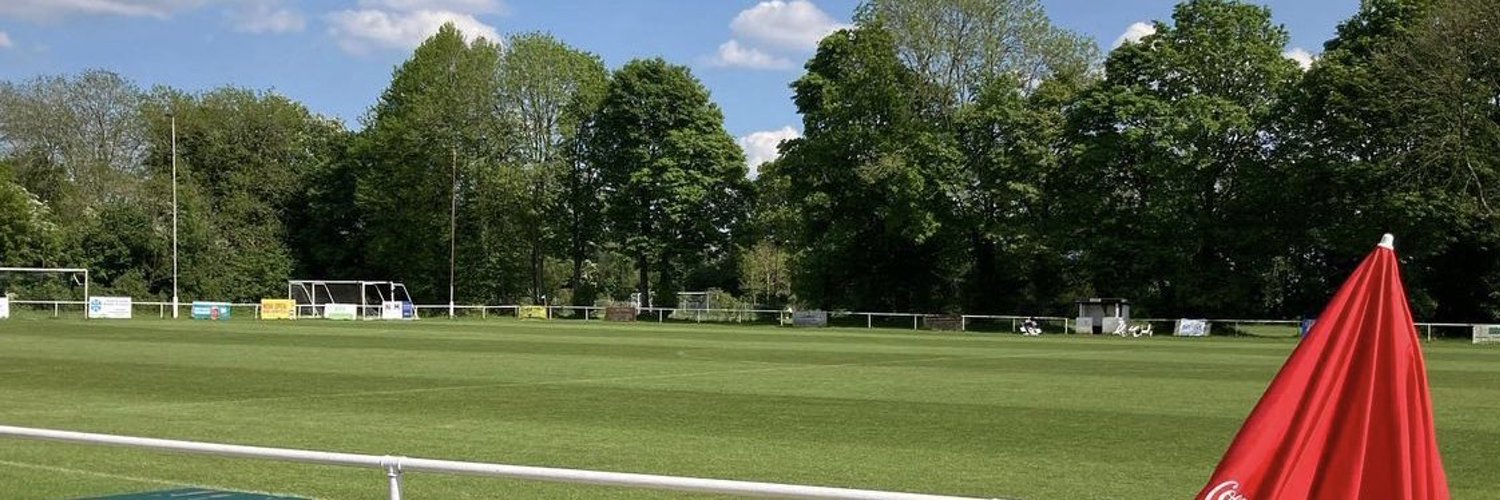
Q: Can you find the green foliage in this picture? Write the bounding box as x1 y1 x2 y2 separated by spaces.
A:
3 0 1500 321
585 58 751 306
778 26 968 311
141 88 343 301
356 23 519 303
1055 0 1300 317
500 32 610 301
739 240 792 307
0 166 62 267
854 0 1099 106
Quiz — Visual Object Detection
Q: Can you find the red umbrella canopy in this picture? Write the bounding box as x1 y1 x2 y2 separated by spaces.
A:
1198 234 1449 499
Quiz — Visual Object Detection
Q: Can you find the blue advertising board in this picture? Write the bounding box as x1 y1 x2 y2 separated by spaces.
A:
191 301 232 321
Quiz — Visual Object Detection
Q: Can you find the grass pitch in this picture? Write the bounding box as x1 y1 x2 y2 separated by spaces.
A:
0 319 1495 499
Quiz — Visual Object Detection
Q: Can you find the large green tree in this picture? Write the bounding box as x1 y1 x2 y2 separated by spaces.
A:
776 27 968 311
498 32 609 302
356 23 521 303
953 73 1084 312
1277 0 1500 320
853 0 1098 107
585 58 749 306
1055 0 1300 316
142 88 344 301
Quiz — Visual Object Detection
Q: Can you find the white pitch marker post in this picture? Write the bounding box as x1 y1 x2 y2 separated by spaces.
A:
0 425 989 500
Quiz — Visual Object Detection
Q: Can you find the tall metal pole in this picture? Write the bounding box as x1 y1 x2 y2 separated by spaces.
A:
449 146 457 319
170 111 179 319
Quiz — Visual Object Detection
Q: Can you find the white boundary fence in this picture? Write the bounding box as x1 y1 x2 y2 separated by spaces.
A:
0 425 987 500
0 300 1482 341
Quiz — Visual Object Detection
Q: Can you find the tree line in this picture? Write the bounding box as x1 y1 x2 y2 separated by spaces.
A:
2 0 1496 321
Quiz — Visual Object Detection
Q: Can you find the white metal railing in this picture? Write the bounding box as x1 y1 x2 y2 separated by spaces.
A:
0 425 987 500
1 299 1482 340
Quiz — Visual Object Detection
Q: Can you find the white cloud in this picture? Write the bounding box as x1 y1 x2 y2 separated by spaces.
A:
229 0 304 34
1112 21 1156 48
709 40 794 70
0 0 207 21
739 126 800 178
327 9 499 54
0 31 11 49
707 0 844 72
1285 47 1315 70
730 0 847 51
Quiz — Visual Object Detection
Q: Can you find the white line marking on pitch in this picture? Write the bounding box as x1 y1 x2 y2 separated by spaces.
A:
0 459 313 498
11 349 1089 417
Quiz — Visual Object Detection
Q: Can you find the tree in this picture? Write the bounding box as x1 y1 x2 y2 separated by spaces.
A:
776 27 968 311
0 70 148 221
498 32 609 302
739 240 791 307
1275 0 1500 320
953 72 1084 312
585 58 749 306
356 23 519 303
853 0 1098 107
141 87 345 301
0 71 161 295
0 165 61 267
1055 0 1300 316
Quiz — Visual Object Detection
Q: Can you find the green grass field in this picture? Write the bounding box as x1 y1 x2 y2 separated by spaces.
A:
0 319 1496 499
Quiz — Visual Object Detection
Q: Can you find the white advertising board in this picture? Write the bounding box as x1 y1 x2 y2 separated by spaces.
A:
381 301 414 320
324 303 358 320
88 296 133 319
792 310 828 327
1175 319 1210 337
1474 325 1500 344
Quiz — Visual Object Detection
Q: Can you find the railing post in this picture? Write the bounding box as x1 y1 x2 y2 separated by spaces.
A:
658 309 663 323
382 456 404 500
866 313 871 329
912 315 918 330
53 303 59 318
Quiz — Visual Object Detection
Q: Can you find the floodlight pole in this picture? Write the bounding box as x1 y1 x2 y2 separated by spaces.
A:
449 146 457 319
169 110 179 319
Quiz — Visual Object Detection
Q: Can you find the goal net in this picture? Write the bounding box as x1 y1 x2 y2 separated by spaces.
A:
288 280 416 319
0 267 90 319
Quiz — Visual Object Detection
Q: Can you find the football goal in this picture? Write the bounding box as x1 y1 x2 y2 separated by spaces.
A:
288 280 415 320
0 267 91 319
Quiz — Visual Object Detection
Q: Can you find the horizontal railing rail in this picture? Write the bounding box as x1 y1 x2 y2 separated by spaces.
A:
0 299 1484 340
0 425 988 500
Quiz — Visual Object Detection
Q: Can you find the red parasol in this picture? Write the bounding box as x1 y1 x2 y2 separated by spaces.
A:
1198 234 1449 499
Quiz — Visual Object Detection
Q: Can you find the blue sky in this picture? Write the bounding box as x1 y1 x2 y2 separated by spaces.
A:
0 0 1358 169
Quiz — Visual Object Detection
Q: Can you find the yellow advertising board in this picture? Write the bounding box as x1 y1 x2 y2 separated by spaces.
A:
260 299 296 320
518 305 549 320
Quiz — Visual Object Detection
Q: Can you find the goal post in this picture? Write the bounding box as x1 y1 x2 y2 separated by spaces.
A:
288 280 416 320
0 267 90 319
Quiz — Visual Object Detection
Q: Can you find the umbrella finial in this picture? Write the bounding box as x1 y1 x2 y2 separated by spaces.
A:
1379 233 1395 249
